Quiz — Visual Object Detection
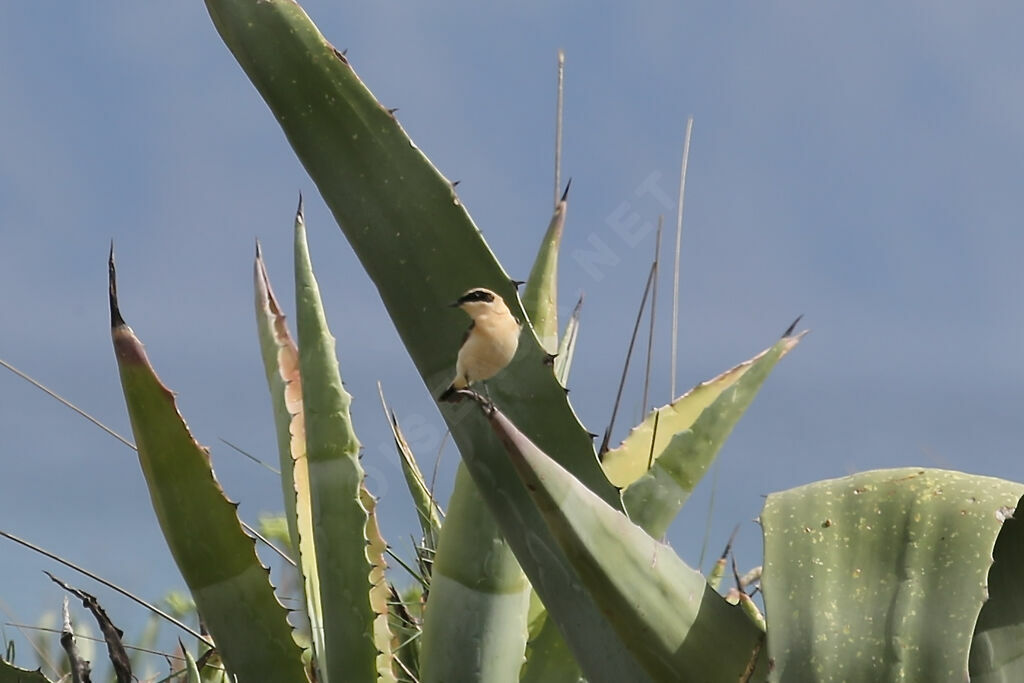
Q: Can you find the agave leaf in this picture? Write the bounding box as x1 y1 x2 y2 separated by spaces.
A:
0 657 51 683
378 386 442 548
761 468 1024 682
553 294 582 386
199 649 229 683
603 334 800 489
253 241 301 551
622 333 803 538
108 255 307 683
293 207 395 683
254 242 326 678
465 395 767 682
517 176 577 683
388 583 423 681
522 185 569 354
419 463 532 683
362 487 399 682
183 649 202 683
970 490 1024 681
203 0 609 498
520 582 581 683
520 609 583 683
206 1 629 679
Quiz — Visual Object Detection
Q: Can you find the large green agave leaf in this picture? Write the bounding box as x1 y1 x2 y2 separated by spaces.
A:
293 208 395 683
204 0 609 496
206 1 631 680
761 468 1024 682
420 466 532 683
621 333 803 538
460 394 767 682
108 254 307 683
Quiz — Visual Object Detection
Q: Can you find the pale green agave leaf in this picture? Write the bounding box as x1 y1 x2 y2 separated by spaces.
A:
184 649 202 683
519 180 580 683
378 386 442 548
622 334 803 538
293 207 395 683
520 610 583 683
761 468 1024 682
253 240 301 548
603 334 800 489
109 255 307 683
361 487 399 683
254 243 326 679
522 185 569 354
464 395 768 682
419 465 532 683
554 294 583 386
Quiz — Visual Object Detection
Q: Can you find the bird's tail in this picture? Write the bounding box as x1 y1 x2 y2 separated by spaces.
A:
439 374 470 402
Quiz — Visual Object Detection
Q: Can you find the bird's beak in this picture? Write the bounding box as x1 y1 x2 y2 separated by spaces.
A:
448 300 462 308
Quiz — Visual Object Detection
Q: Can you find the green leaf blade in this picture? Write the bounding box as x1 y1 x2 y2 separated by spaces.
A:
110 284 306 682
761 468 1024 682
0 660 51 683
254 245 327 680
522 192 568 353
293 208 390 683
419 465 531 683
471 400 767 682
622 334 802 537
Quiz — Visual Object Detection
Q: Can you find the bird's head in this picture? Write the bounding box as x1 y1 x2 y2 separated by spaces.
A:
451 287 508 318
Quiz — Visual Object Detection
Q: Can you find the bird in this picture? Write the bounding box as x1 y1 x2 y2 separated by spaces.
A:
439 287 521 402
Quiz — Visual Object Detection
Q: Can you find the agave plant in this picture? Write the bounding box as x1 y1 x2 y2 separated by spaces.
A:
4 1 1024 682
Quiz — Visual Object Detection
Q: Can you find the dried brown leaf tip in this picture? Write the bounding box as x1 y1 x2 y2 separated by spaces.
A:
47 572 132 683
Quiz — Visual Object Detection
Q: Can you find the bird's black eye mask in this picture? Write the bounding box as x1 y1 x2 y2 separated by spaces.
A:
458 289 495 304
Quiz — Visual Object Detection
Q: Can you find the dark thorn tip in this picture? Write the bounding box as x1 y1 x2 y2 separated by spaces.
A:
782 314 803 338
296 193 304 219
561 178 572 202
452 179 461 187
108 243 125 328
387 107 399 115
511 279 526 289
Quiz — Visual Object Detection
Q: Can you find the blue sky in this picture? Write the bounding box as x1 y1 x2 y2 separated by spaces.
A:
2 1 1023 674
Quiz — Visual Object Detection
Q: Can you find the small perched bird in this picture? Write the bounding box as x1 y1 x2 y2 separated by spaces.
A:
439 288 521 401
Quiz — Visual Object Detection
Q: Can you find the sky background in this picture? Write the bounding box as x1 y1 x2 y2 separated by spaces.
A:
2 2 1023 677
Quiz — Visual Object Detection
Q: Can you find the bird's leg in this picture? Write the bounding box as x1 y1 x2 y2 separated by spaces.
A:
478 381 497 410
